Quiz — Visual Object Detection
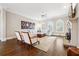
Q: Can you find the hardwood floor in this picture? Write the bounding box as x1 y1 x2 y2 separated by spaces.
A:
47 37 67 56
0 37 67 56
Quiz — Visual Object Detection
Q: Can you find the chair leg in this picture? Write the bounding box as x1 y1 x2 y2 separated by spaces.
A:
30 45 32 49
28 44 32 49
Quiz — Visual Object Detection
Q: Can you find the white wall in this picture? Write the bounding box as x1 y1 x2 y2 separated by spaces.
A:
6 11 30 39
0 7 6 41
0 8 2 40
77 18 79 47
6 11 36 39
77 4 79 48
6 11 20 39
70 20 78 46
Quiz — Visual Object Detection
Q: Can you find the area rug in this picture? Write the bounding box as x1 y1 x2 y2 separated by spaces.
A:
34 36 56 52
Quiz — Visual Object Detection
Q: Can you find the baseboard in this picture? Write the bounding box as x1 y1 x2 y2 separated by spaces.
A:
0 38 2 42
0 37 6 42
0 37 2 40
6 36 16 40
0 36 16 42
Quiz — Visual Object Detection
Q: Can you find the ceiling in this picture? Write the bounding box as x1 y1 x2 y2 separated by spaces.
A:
0 3 70 20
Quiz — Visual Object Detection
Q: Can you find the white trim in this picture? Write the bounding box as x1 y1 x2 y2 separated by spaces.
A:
0 37 6 42
0 37 2 41
5 9 32 20
4 7 68 21
0 36 16 42
6 36 16 40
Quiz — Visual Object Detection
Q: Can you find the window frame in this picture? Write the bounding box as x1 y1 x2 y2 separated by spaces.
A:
56 19 64 33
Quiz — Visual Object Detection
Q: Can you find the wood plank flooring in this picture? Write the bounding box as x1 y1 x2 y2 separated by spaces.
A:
0 37 67 56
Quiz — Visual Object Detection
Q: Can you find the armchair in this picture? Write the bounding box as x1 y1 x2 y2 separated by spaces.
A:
21 32 39 45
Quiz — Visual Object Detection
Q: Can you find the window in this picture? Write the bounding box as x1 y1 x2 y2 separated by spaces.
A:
67 20 72 33
56 19 64 32
41 22 54 35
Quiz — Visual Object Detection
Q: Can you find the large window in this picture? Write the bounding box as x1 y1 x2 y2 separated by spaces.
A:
67 20 72 33
46 22 54 35
56 19 64 32
41 22 54 35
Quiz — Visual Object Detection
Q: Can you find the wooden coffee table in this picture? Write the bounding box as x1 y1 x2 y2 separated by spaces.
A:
37 34 46 38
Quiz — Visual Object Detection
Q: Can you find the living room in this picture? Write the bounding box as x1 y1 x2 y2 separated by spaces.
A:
0 3 79 56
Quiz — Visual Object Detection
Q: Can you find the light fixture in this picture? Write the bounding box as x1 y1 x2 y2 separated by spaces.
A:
68 3 78 18
64 5 67 9
40 8 47 20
